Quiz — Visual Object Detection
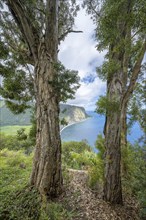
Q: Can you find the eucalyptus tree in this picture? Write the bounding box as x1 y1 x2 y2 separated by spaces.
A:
83 0 146 204
0 0 80 198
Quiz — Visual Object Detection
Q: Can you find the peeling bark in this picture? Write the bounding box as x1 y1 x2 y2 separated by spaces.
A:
103 0 146 204
30 43 62 197
103 39 145 205
7 0 62 198
103 72 123 204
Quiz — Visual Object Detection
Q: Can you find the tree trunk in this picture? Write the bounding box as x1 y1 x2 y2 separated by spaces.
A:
103 75 123 204
30 42 62 197
101 0 145 205
121 105 128 177
121 106 127 147
28 0 63 198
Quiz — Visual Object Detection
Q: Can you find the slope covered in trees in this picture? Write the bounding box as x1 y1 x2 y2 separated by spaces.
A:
0 101 88 126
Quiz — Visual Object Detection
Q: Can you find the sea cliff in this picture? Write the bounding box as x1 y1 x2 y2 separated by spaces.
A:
0 101 88 126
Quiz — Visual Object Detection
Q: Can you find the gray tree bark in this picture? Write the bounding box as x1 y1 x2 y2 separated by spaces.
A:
30 41 62 197
7 0 63 197
103 40 145 204
103 72 123 204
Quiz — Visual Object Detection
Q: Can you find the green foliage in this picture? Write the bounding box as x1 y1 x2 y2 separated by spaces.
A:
60 118 68 126
96 95 120 115
95 134 105 159
128 79 146 135
0 149 76 220
17 128 28 140
0 133 21 151
87 152 104 189
59 0 80 42
62 141 92 169
97 60 120 81
121 144 146 218
0 133 34 152
0 1 80 113
62 139 104 189
2 138 145 218
53 62 80 102
0 125 31 136
0 149 33 198
87 135 105 189
0 187 41 220
40 202 75 220
0 61 33 113
84 0 146 137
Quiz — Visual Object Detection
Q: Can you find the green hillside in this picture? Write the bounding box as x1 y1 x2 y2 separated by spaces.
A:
0 101 32 126
0 100 88 128
0 125 31 135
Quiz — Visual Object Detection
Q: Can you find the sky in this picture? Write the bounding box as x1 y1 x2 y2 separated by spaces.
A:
0 6 106 111
59 8 106 111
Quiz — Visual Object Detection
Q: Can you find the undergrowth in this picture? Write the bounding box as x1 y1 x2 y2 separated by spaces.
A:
0 147 79 220
0 134 145 219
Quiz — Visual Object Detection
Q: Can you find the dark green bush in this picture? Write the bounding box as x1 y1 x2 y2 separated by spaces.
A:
0 187 41 220
17 128 27 140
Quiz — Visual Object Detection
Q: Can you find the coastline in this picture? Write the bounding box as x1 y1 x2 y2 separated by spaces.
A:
60 117 90 133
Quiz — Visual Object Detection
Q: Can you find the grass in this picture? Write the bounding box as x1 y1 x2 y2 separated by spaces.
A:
0 125 31 135
0 148 76 220
0 149 33 196
0 149 41 220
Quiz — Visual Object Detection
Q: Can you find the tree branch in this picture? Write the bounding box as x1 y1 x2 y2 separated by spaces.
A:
45 0 58 52
89 0 101 18
122 40 146 104
7 0 39 61
131 27 146 39
58 29 83 44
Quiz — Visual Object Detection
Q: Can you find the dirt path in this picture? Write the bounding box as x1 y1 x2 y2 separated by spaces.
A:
58 169 140 220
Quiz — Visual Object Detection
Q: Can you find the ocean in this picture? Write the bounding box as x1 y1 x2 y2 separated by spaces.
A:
61 111 143 148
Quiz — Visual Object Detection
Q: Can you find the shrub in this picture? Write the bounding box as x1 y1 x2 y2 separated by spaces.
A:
40 202 75 220
0 149 36 219
88 157 104 190
0 133 20 151
95 134 105 159
121 143 146 218
62 140 104 189
62 141 92 169
17 128 28 140
0 133 34 153
0 187 41 220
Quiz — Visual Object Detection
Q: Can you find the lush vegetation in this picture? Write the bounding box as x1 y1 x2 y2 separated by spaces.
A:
0 148 75 220
0 131 145 219
0 101 32 126
0 0 145 218
84 0 146 204
0 125 31 136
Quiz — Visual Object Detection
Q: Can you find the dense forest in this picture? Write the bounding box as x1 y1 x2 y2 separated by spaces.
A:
0 0 145 219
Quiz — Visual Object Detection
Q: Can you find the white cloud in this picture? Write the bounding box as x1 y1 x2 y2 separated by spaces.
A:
67 78 106 111
59 8 106 110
